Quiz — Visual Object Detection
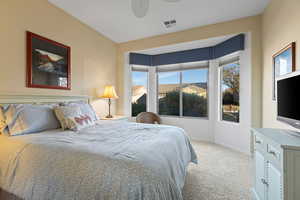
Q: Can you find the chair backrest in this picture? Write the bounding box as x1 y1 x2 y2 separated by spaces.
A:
136 112 161 124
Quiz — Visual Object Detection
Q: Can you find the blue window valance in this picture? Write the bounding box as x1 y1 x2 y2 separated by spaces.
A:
129 34 245 66
129 53 153 66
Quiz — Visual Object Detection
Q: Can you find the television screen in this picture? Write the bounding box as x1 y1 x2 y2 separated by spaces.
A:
277 75 300 121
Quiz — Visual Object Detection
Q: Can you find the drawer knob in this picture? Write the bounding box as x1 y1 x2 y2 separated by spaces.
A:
261 178 269 187
255 140 262 144
269 151 277 156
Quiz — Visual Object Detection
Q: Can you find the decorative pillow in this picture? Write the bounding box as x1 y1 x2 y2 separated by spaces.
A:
67 114 95 131
68 101 99 121
54 106 95 131
3 104 60 136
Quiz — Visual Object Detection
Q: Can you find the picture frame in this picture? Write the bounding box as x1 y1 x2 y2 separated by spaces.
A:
272 42 296 100
26 31 71 90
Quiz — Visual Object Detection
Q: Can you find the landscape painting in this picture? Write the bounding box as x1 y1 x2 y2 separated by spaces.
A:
272 42 295 100
27 31 71 90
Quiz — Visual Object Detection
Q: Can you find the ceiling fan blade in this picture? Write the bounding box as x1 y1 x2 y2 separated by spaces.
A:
132 0 149 18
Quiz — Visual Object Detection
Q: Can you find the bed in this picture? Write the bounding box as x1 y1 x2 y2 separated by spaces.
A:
0 95 197 200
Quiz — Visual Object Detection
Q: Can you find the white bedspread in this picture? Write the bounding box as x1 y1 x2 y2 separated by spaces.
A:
0 121 197 200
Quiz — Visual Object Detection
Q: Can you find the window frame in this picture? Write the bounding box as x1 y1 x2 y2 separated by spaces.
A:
131 66 149 117
156 65 209 119
218 56 240 124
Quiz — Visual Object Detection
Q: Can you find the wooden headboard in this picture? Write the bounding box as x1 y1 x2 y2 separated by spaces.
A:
0 94 90 105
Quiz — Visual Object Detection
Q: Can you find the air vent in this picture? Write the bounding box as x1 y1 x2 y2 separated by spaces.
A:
163 19 176 28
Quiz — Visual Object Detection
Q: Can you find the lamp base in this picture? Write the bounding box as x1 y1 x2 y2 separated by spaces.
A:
105 114 113 119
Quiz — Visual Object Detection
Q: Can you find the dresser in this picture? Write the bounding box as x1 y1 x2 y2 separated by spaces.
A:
252 128 300 200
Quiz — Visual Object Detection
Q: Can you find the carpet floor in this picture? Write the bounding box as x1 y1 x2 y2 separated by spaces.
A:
182 141 253 200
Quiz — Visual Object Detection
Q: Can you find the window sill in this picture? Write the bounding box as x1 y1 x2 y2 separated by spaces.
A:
218 120 240 125
159 115 209 120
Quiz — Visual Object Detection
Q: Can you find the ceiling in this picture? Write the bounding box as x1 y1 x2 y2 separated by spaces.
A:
48 0 270 43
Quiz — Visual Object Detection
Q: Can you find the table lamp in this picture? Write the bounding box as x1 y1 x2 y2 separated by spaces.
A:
101 85 118 118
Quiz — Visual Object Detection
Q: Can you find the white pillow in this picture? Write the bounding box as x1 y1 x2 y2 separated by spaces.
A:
54 106 95 131
68 101 99 121
0 106 8 135
3 104 60 136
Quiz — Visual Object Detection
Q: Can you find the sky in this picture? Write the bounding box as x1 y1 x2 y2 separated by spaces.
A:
274 48 292 76
132 69 208 86
132 71 148 86
159 69 208 84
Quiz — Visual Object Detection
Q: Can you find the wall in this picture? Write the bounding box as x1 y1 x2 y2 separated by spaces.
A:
117 15 262 128
0 0 117 117
262 0 300 130
213 35 252 154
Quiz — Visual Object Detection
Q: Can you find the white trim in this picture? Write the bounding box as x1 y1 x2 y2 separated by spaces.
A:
0 94 89 104
148 67 157 113
156 61 209 72
131 65 149 72
123 53 131 116
276 70 300 81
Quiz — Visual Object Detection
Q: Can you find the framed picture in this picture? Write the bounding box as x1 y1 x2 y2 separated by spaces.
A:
26 31 71 90
272 42 296 100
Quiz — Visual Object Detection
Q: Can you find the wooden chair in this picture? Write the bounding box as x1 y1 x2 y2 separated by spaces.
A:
136 112 161 124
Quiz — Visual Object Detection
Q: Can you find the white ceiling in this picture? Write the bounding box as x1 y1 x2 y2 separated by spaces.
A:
48 0 270 43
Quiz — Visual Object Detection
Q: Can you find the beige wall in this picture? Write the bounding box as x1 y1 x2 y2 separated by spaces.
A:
117 15 263 127
0 0 117 116
262 0 300 129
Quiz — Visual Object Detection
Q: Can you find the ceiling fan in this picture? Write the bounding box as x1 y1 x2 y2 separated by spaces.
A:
132 0 181 18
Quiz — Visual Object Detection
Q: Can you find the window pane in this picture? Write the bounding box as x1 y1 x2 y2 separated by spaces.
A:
132 71 147 117
182 69 208 117
221 62 240 123
158 72 180 116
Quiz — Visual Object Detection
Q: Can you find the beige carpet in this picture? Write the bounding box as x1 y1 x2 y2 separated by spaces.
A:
182 141 253 200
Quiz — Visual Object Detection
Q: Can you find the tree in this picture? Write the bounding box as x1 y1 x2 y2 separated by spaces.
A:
222 91 234 105
132 94 146 116
159 91 180 116
182 92 207 117
222 65 240 94
222 64 240 106
158 90 207 117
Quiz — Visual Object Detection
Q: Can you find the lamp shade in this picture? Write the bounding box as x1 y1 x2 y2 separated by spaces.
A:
101 85 119 99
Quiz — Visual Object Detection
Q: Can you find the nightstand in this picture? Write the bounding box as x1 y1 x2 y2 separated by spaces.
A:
100 115 129 121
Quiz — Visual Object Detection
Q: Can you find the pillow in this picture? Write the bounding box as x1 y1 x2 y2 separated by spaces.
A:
67 114 95 131
3 104 60 136
0 106 9 135
54 106 95 131
68 101 99 121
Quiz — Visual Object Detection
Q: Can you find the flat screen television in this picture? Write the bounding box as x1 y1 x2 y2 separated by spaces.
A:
277 71 300 129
